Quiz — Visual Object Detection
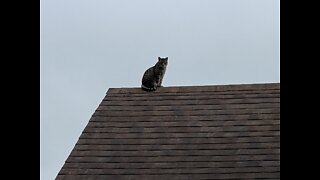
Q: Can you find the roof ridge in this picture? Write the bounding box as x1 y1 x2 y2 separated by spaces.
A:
107 83 280 94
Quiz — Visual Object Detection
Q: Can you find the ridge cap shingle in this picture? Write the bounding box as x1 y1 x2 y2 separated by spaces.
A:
107 82 280 94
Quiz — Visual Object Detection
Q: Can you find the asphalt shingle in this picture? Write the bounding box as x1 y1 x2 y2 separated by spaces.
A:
56 83 280 180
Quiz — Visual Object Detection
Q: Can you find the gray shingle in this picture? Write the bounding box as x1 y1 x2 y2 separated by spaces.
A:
56 83 280 180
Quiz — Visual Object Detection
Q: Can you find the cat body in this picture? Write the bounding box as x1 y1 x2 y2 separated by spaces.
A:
141 57 168 91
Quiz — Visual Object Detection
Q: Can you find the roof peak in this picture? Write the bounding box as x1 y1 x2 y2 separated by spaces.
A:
107 82 280 94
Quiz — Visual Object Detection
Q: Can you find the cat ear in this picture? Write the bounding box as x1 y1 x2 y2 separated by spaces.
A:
165 57 168 60
158 57 161 61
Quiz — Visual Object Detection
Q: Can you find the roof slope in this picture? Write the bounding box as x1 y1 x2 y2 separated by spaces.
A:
56 83 280 180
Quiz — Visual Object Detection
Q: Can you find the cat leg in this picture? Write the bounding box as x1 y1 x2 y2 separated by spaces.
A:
156 76 163 87
152 81 158 90
158 78 163 87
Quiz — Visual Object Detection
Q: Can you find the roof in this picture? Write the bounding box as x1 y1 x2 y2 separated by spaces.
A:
56 83 280 180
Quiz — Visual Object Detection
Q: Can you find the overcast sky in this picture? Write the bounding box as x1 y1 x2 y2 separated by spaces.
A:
40 0 279 179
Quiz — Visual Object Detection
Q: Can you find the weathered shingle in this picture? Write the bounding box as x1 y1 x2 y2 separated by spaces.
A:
56 83 280 180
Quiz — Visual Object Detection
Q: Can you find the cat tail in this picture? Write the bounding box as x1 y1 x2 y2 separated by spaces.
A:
141 84 156 91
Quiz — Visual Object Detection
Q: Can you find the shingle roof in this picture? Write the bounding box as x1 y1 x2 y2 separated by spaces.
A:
56 83 280 180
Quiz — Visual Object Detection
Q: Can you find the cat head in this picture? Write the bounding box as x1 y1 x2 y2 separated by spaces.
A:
158 57 168 65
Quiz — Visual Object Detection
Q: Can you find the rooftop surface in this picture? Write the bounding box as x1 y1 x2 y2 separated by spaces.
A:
56 83 280 180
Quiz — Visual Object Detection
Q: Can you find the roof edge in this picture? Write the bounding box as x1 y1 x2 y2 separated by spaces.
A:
106 82 280 94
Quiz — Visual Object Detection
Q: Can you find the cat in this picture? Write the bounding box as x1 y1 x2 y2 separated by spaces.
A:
141 57 168 91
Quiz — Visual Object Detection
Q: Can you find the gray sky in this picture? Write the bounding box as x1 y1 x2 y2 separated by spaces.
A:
40 0 279 179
